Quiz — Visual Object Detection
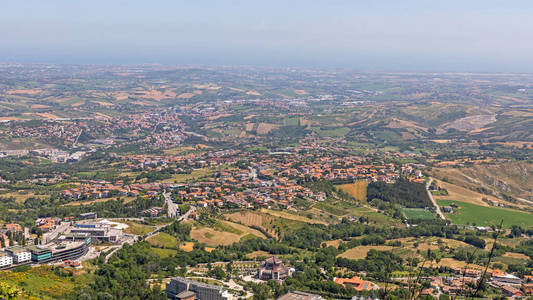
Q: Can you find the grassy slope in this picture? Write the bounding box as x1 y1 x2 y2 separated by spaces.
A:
432 161 533 201
336 181 368 202
146 232 178 248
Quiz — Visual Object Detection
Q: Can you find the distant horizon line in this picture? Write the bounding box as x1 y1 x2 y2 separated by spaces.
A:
1 61 532 76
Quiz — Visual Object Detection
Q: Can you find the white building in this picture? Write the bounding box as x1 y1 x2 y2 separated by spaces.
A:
5 246 32 263
0 251 13 267
492 273 522 285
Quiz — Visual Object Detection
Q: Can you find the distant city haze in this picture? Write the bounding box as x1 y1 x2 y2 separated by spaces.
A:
2 0 533 72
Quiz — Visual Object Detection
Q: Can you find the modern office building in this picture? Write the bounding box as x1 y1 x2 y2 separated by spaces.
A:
50 239 91 261
27 245 53 262
166 277 232 300
70 223 119 242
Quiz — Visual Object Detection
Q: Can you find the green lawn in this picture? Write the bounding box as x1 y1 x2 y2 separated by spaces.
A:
402 208 437 220
437 199 533 228
151 247 178 258
314 127 350 138
122 221 155 236
347 206 402 226
147 232 178 248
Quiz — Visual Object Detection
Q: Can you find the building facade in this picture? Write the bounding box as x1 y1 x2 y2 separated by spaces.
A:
0 251 13 267
166 277 232 300
27 245 53 262
257 256 292 281
5 245 31 263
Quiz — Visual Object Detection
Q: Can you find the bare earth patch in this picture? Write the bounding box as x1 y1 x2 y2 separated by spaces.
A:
338 245 393 260
256 123 279 134
7 89 42 95
137 89 177 101
440 114 496 132
502 252 530 260
178 93 196 99
30 104 50 109
180 242 195 252
261 209 328 225
190 227 241 246
246 250 270 259
35 112 59 119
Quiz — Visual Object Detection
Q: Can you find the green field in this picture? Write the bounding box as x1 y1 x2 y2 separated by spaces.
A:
146 232 178 248
122 221 155 236
402 208 437 220
151 247 178 258
437 199 533 228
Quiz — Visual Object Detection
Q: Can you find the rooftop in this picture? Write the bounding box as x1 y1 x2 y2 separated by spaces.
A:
176 290 196 299
277 291 323 300
5 245 28 253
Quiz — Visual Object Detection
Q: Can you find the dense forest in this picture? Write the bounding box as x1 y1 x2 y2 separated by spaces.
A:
366 178 432 208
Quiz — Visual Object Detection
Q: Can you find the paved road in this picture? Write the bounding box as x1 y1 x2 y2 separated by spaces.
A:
42 221 70 244
144 206 195 239
73 129 83 148
179 205 195 221
163 191 179 218
104 238 136 263
427 177 445 220
103 205 196 263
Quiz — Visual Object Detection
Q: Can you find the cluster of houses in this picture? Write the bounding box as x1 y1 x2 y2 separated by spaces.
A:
52 145 429 211
0 148 85 163
7 120 81 144
61 181 164 200
424 268 533 298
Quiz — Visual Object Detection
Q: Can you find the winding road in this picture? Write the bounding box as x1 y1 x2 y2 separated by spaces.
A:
427 177 445 220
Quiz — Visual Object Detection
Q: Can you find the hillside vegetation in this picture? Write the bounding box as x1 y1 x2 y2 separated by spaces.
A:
432 161 533 203
367 179 432 208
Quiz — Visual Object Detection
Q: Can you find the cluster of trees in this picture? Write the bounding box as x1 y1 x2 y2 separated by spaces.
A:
0 194 165 227
337 249 404 274
162 221 192 241
77 242 167 299
279 218 458 250
367 178 432 208
136 168 173 182
463 234 486 249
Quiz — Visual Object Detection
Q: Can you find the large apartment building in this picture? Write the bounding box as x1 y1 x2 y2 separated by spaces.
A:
5 245 31 263
0 251 13 267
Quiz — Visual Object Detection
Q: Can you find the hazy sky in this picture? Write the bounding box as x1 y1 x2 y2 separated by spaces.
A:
2 0 533 72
